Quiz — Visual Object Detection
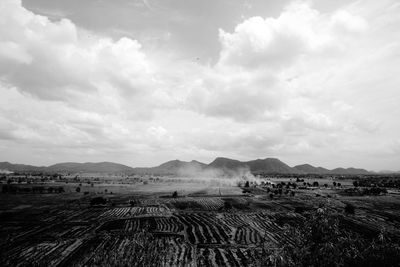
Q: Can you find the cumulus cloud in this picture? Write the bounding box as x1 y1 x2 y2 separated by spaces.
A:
185 1 372 123
0 0 152 102
217 2 367 70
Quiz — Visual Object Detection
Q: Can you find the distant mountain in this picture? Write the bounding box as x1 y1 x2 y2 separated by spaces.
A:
0 161 133 174
294 164 330 174
208 157 247 170
0 158 374 175
294 164 369 175
46 162 134 173
207 157 295 174
246 158 295 173
378 170 400 174
330 167 370 175
0 162 45 173
132 160 207 175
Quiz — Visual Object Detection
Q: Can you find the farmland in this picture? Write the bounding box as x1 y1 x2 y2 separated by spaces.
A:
1 176 400 266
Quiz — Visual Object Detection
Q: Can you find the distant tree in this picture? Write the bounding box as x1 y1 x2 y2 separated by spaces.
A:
244 181 250 188
291 191 295 197
269 193 274 199
224 201 233 210
324 184 328 188
337 182 342 187
353 181 359 187
172 191 178 198
345 203 355 214
90 197 107 206
313 181 319 187
76 187 81 193
104 189 108 193
333 181 337 187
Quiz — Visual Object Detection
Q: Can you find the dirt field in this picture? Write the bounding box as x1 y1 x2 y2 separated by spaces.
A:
1 179 400 266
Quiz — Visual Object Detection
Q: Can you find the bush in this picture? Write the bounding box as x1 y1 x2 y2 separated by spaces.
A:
90 197 107 206
345 203 355 214
223 201 233 210
129 199 138 206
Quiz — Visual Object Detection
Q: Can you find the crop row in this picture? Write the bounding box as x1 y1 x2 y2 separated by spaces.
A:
222 213 295 245
75 234 193 267
197 247 261 267
99 206 170 220
175 213 231 244
1 239 82 267
154 216 184 232
193 198 225 210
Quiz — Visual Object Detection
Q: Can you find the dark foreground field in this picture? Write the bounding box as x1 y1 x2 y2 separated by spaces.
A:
1 180 400 266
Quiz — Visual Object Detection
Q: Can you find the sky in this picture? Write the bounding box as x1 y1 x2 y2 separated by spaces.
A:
0 0 399 170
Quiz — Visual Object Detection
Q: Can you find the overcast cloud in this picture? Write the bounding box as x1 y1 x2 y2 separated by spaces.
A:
0 0 399 170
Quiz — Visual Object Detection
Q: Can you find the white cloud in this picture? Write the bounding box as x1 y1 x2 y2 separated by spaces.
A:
0 0 152 102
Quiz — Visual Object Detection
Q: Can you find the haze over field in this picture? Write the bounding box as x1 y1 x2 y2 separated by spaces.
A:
0 0 399 170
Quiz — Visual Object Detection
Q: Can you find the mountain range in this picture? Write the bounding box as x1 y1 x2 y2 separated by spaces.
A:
0 157 377 175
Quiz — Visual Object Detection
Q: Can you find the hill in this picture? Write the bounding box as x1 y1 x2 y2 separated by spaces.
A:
46 162 134 173
0 162 45 173
208 157 247 170
294 164 330 174
330 167 370 175
0 158 373 175
132 160 207 175
245 158 295 173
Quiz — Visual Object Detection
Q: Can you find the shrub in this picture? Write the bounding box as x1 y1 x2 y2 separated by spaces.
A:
345 203 355 214
223 201 233 210
90 197 107 206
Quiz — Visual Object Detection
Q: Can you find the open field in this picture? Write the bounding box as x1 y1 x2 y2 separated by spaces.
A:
1 177 400 266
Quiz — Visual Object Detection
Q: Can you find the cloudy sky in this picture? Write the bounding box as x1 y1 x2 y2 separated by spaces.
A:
0 0 399 170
